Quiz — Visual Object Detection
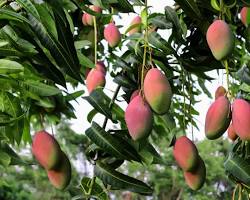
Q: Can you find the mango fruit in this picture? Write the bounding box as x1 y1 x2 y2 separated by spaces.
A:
125 95 153 141
206 20 234 60
144 68 172 115
173 136 199 172
128 16 142 35
84 5 102 26
32 131 62 170
47 152 71 190
104 22 121 47
240 7 250 26
96 61 106 74
227 123 238 141
130 89 139 102
232 99 250 140
215 86 226 100
184 157 206 191
205 96 231 139
86 68 105 94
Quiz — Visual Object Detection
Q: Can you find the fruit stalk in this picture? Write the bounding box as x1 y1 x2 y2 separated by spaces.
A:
102 85 121 129
141 0 149 91
223 60 230 95
93 16 97 65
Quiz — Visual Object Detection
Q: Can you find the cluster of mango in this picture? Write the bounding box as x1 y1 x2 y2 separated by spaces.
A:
32 131 71 190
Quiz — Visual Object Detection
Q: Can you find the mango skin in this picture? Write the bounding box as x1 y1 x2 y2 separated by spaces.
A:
144 68 172 115
184 157 206 191
104 22 121 47
85 5 102 26
82 13 88 26
206 20 235 60
205 96 231 140
47 152 71 190
240 7 250 26
173 136 199 172
130 89 139 102
227 123 238 141
232 99 250 140
86 68 105 94
129 16 142 35
32 131 62 170
96 61 106 74
125 95 153 141
215 86 226 100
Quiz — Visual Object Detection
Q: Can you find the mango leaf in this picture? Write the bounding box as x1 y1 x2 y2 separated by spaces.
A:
23 80 61 96
80 177 109 200
95 161 153 195
86 122 141 162
15 0 40 20
0 59 24 74
224 154 250 185
28 14 82 82
174 0 202 19
83 89 124 123
0 8 30 23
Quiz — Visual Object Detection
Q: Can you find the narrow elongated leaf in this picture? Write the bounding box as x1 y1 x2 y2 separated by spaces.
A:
28 14 82 82
224 154 250 185
148 32 175 55
23 80 61 96
0 59 24 74
174 0 202 19
83 89 124 122
95 162 153 195
80 177 109 199
86 122 141 162
0 8 30 23
15 0 40 19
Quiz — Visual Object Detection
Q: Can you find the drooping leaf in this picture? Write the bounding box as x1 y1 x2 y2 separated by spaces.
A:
95 161 153 195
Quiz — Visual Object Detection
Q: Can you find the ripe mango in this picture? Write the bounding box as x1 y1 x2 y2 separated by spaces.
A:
125 95 153 141
85 5 102 26
32 131 62 170
104 22 121 47
128 16 142 35
130 89 139 102
173 136 199 172
206 20 234 60
215 86 226 100
232 99 250 140
184 157 206 191
227 123 238 141
47 152 71 190
86 68 106 94
240 7 250 26
205 96 231 139
144 68 172 115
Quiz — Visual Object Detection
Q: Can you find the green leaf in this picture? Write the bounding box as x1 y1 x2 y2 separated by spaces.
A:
83 89 124 123
224 154 250 185
15 0 40 20
148 32 175 55
0 59 24 74
86 122 141 162
23 80 61 96
28 13 82 82
174 0 202 19
80 177 109 199
165 6 182 39
210 0 221 11
64 90 84 101
95 161 153 195
0 8 30 23
0 151 11 167
77 52 95 68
